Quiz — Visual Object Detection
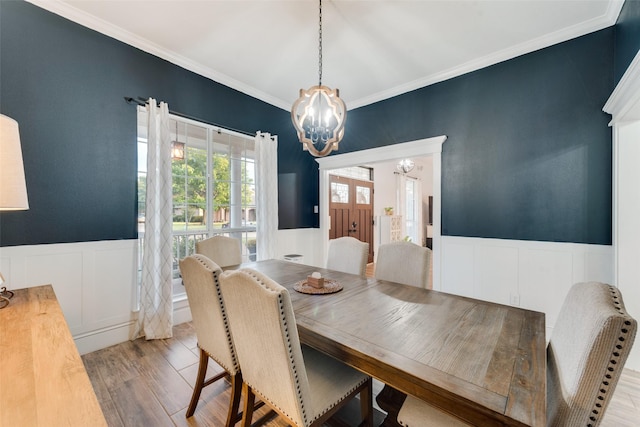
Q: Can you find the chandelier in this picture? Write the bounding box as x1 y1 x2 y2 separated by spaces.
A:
397 159 415 174
291 0 346 157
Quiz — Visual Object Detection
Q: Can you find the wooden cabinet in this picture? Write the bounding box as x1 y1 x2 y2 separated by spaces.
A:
379 215 402 245
0 285 107 426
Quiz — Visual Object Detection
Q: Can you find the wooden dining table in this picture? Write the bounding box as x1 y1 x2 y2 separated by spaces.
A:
242 259 546 427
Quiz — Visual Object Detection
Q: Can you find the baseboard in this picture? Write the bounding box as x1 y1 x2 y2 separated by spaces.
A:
74 320 136 355
173 297 193 325
74 298 193 355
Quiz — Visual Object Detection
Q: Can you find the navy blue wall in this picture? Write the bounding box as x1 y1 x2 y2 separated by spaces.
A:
0 0 317 246
0 0 619 247
343 29 614 244
615 0 640 83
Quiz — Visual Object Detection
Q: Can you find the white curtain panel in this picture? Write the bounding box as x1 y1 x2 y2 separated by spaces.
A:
396 172 407 236
137 99 174 340
255 132 278 261
413 177 423 246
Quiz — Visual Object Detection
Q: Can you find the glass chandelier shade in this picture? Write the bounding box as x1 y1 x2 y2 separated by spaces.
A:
291 85 346 157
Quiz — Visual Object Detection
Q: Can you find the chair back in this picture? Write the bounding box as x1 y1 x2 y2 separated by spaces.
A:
220 269 312 426
327 237 369 276
375 241 431 288
196 235 242 268
547 282 637 427
179 254 239 376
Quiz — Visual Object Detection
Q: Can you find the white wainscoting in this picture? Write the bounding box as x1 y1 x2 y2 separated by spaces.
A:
0 233 617 361
440 236 614 338
274 228 324 268
0 239 139 355
0 229 325 356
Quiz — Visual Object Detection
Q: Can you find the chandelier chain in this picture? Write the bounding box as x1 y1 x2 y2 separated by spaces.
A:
318 0 323 86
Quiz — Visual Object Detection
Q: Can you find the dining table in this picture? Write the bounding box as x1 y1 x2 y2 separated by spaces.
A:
241 259 546 427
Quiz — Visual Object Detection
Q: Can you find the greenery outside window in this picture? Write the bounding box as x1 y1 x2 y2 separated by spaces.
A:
137 110 256 297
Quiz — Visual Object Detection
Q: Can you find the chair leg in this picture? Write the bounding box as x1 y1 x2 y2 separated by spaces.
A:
360 378 374 427
186 348 209 417
241 382 256 427
225 372 243 427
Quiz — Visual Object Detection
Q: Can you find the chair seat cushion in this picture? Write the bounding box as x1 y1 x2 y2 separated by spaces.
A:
302 345 369 423
398 396 470 426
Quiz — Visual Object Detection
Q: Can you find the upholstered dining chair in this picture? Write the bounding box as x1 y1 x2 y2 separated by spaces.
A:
326 236 369 276
219 268 374 427
397 282 637 427
375 241 431 288
179 254 242 426
195 235 242 268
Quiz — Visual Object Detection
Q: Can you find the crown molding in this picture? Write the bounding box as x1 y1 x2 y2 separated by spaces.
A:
604 49 640 125
25 0 291 110
26 0 624 112
349 0 625 110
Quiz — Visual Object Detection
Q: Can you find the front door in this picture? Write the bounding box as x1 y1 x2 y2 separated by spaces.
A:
329 174 374 263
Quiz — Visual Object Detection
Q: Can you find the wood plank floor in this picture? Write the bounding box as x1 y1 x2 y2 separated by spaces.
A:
82 322 640 426
82 322 382 427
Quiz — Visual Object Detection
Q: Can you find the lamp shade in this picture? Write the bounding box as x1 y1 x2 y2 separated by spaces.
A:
0 114 29 210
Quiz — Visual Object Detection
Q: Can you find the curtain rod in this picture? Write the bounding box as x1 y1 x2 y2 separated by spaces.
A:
124 96 256 138
393 171 420 179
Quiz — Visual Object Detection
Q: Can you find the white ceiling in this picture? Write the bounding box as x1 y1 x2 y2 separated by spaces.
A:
27 0 623 111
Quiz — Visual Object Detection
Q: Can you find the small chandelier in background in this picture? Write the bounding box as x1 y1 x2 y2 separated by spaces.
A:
171 141 185 160
171 121 185 160
397 159 415 174
291 0 346 157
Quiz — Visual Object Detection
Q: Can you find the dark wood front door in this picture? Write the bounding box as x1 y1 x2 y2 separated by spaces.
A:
329 174 374 263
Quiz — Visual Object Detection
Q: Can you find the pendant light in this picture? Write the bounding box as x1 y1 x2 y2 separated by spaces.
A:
291 0 346 157
397 159 415 174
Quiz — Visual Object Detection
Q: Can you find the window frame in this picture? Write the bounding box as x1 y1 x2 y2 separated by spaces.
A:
137 108 257 299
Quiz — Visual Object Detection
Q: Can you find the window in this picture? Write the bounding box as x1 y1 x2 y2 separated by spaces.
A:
330 166 372 181
405 178 418 244
137 109 256 297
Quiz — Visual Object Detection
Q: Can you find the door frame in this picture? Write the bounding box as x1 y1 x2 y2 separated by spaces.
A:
603 49 640 370
316 135 447 290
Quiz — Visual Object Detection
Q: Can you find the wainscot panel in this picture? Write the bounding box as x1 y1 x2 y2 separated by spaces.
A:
440 236 613 339
0 240 137 354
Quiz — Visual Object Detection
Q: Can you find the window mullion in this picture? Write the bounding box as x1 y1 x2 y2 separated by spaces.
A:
207 128 213 238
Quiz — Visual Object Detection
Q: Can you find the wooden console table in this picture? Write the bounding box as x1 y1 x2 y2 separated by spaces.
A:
0 285 107 426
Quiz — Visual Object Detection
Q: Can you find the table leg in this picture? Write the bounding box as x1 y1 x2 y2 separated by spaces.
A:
375 384 407 427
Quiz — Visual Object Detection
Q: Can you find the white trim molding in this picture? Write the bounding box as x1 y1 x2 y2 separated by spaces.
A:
25 0 285 109
603 47 640 371
0 239 194 355
604 49 640 125
26 0 624 111
353 0 624 109
316 136 446 289
440 236 613 339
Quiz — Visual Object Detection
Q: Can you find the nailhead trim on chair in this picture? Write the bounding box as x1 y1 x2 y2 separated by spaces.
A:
239 268 367 427
399 283 635 427
585 285 633 427
214 269 240 373
193 254 239 374
242 269 308 426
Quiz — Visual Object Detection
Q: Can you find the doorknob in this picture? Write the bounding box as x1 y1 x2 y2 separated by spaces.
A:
348 221 358 233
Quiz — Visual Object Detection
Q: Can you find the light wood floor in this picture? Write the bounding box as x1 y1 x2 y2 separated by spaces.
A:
82 322 640 427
